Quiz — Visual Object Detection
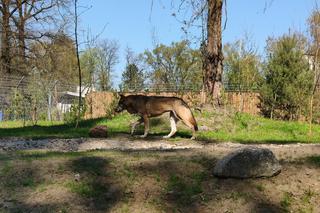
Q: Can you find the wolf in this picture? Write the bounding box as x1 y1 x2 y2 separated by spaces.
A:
115 94 198 139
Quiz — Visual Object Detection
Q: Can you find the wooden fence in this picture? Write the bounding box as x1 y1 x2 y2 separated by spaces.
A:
84 91 261 119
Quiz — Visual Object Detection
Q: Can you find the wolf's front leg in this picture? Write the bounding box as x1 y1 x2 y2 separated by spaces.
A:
131 117 143 135
140 115 149 138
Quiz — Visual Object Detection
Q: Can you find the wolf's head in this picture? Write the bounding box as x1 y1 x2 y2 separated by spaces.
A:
115 94 126 113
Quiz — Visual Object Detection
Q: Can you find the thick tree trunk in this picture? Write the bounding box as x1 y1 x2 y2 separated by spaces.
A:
17 0 26 62
204 0 223 105
1 0 12 73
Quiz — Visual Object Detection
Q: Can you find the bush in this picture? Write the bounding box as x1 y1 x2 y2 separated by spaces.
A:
260 33 313 120
64 101 87 124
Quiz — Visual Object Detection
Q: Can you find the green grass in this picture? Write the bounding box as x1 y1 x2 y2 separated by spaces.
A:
1 110 320 143
280 192 294 212
306 156 320 167
165 172 206 206
66 180 109 198
196 112 320 143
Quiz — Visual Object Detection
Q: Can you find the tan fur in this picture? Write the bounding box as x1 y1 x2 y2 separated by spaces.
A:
115 95 198 139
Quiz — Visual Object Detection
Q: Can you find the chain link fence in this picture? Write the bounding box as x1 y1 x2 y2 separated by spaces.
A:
120 82 259 93
0 75 261 123
0 75 81 123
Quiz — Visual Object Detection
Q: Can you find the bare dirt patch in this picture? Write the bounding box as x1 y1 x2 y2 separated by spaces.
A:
0 136 320 212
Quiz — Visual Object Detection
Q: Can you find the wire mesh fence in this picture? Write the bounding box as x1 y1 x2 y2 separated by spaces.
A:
120 82 259 93
0 75 80 123
0 75 260 123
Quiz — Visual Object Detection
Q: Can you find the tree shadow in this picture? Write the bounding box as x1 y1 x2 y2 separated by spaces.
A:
129 152 284 213
0 149 294 212
197 137 320 145
0 118 105 139
0 152 123 212
68 156 123 211
301 155 320 168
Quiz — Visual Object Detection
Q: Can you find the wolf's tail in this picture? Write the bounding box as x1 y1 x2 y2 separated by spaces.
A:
173 100 198 131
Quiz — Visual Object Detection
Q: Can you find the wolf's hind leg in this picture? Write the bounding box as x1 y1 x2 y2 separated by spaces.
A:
180 117 197 140
163 111 178 139
131 117 143 135
139 115 149 138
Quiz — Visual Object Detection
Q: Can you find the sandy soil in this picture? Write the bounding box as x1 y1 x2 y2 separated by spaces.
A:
1 136 320 213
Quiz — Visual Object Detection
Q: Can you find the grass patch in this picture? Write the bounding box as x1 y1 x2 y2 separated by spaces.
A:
228 191 251 201
280 192 293 212
0 150 319 212
196 111 320 143
165 172 205 206
255 183 266 192
0 161 12 175
307 156 320 167
66 180 109 198
2 166 39 189
1 109 320 143
71 156 109 176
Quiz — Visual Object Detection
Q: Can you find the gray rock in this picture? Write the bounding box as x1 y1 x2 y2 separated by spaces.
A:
213 147 281 178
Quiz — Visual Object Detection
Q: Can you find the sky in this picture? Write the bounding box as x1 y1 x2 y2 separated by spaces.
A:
79 0 319 87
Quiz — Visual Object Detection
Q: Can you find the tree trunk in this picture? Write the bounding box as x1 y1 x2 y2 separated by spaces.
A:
1 0 12 73
17 0 26 66
74 0 82 128
204 0 223 105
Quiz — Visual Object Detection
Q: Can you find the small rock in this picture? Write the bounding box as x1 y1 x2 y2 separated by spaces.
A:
199 125 211 131
3 201 14 209
89 125 108 138
74 173 81 181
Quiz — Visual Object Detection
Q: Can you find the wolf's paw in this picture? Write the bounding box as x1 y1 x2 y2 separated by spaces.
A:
163 135 171 139
139 135 147 138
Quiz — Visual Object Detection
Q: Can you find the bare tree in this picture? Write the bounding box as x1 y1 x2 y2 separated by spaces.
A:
0 0 70 74
95 39 119 91
203 0 223 104
0 0 16 73
12 0 57 62
74 0 81 127
308 8 320 134
168 0 224 104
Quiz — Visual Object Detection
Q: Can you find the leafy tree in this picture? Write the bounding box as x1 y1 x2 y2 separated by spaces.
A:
143 41 202 91
121 64 145 91
30 32 78 121
30 32 78 85
120 47 145 91
223 37 262 91
260 33 313 120
79 40 119 91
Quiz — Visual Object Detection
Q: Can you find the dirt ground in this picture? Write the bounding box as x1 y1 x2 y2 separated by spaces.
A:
0 136 320 213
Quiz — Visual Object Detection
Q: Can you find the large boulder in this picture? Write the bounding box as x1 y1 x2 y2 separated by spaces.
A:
89 125 108 138
213 147 281 178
